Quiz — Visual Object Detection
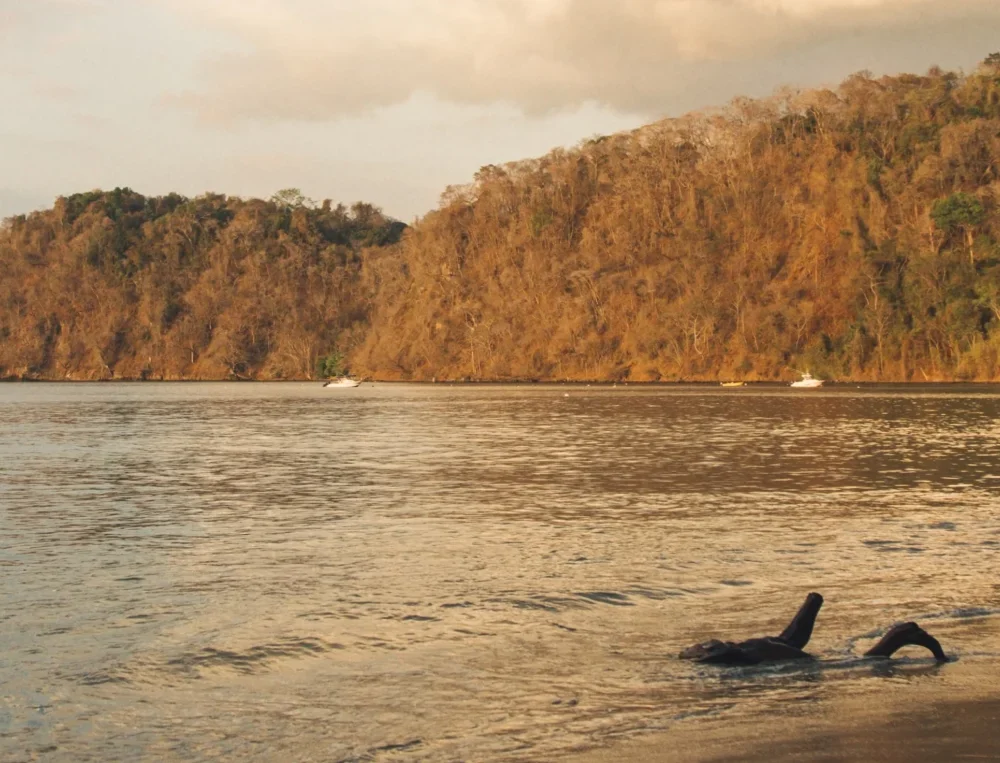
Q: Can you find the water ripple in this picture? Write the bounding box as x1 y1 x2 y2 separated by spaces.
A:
2 382 1000 760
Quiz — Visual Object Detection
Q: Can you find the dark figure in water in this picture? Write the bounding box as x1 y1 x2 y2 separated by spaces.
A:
679 592 948 665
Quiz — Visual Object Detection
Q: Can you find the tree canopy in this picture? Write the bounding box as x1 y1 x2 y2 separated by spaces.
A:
6 58 1000 382
0 191 404 379
351 61 1000 382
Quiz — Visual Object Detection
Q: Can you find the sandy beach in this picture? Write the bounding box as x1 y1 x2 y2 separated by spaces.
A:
569 657 1000 762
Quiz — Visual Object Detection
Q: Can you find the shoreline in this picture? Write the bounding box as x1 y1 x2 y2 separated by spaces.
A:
4 378 1000 386
568 697 1000 762
566 665 1000 763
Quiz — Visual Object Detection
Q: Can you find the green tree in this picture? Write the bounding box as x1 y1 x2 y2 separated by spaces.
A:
317 350 345 378
270 188 313 209
930 192 985 264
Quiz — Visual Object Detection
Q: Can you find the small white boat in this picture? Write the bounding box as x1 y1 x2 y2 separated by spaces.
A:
720 381 745 387
322 377 360 388
790 372 824 388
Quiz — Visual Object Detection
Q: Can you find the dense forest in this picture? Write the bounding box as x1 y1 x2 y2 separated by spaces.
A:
0 190 404 379
5 59 1000 381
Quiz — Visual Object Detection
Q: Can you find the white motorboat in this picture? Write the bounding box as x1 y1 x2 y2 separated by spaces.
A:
322 377 360 388
790 372 824 388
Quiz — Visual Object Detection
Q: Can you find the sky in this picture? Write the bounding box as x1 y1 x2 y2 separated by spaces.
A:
2 0 1000 222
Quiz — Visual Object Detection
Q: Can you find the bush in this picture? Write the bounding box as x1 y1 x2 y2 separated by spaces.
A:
316 351 345 378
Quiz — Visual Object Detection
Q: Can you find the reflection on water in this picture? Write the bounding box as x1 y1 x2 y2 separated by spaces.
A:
2 383 1000 761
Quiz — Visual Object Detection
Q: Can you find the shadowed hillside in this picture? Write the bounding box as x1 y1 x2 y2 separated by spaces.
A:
6 61 1000 381
353 60 1000 382
0 189 404 379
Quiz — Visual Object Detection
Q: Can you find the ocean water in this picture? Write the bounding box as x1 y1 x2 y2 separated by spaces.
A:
2 382 999 761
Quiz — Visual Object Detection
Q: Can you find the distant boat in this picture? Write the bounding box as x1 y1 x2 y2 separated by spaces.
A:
720 381 745 387
322 377 360 388
790 372 824 388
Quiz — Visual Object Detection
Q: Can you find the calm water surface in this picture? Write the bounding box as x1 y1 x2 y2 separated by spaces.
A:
2 383 1000 761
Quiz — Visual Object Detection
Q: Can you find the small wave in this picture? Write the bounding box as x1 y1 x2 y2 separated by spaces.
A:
335 738 423 763
510 599 560 612
76 669 130 686
625 586 690 600
167 637 343 676
672 702 736 721
919 606 1000 621
488 595 585 612
929 521 957 531
861 539 925 553
577 591 634 607
373 739 422 753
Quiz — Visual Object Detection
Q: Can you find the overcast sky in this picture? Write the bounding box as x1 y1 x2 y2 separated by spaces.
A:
3 0 1000 222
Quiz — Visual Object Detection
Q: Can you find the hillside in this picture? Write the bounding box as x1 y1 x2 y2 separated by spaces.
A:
0 190 404 379
5 61 1000 382
352 61 1000 382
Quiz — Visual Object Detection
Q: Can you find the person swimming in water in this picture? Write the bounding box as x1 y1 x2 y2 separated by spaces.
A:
679 592 948 665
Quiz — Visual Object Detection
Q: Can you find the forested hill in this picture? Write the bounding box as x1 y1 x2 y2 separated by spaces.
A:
0 190 405 379
354 61 1000 382
5 62 1000 382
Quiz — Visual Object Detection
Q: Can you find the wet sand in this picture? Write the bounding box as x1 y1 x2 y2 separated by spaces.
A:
569 659 1000 762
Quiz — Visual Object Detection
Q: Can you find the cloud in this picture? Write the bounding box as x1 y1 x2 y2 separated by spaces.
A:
0 0 105 50
131 0 1000 123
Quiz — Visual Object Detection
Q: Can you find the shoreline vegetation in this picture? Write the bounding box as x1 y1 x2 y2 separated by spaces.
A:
6 59 1000 383
4 377 1000 386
